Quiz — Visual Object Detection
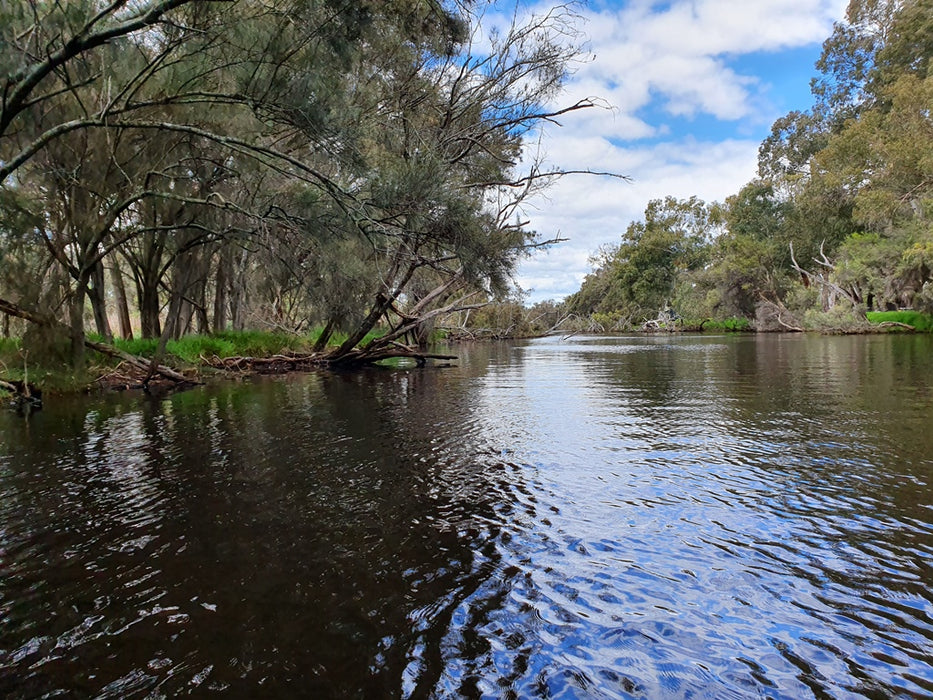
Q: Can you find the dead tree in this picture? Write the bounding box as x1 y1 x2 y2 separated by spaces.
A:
789 242 866 318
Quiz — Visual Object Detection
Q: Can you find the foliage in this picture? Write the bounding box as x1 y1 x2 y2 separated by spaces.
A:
0 1 597 368
565 0 933 334
0 337 20 355
566 196 721 321
690 317 753 332
803 304 872 332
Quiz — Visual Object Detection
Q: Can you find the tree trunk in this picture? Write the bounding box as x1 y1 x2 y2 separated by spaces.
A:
88 259 113 342
69 277 89 370
212 249 229 332
111 259 134 340
313 317 337 352
1 313 9 338
229 248 250 331
147 262 193 380
137 271 162 339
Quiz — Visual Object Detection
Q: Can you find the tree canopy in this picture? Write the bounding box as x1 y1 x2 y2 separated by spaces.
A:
0 0 599 367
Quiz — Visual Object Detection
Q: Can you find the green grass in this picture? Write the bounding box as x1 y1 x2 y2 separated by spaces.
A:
103 330 312 364
866 310 933 331
680 317 752 332
112 337 160 357
0 337 21 355
210 329 309 356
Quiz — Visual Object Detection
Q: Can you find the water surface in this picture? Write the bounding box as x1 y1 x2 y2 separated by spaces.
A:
1 333 932 697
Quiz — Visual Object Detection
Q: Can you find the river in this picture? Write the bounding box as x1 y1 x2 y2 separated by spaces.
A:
1 333 932 698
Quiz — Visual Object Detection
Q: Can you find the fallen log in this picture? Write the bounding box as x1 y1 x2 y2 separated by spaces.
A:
875 321 916 331
202 347 458 372
329 349 458 367
85 340 200 385
202 352 324 373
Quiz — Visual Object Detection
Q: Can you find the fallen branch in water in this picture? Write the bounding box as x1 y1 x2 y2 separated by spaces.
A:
86 340 200 385
202 346 458 372
202 352 322 373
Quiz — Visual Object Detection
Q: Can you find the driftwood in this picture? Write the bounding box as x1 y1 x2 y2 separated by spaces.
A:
202 352 322 373
85 339 200 385
202 347 458 372
331 349 458 367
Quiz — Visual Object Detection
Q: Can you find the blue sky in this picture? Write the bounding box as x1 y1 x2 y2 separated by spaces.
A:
503 0 849 302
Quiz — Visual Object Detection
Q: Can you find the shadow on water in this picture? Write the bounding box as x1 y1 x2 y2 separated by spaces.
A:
0 359 527 697
1 335 932 698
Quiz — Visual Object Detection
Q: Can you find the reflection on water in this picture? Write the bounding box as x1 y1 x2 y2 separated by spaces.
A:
1 334 932 697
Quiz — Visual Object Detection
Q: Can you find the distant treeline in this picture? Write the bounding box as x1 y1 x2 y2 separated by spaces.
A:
555 0 933 334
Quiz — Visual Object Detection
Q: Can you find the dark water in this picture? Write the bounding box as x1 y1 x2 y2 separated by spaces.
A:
1 334 932 698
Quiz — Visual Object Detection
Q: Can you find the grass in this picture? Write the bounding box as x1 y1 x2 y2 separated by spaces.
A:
866 310 933 332
704 317 752 332
98 330 315 365
679 317 752 332
0 337 21 355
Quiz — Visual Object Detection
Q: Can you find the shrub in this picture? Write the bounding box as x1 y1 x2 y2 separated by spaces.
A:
803 305 870 332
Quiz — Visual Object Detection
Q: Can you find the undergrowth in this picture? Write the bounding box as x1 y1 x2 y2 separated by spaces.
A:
680 317 752 332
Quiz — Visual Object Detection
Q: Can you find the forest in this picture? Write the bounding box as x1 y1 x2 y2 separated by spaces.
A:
558 0 933 335
0 0 602 379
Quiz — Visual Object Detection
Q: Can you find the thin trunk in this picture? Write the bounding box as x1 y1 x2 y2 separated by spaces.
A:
177 297 194 338
313 317 337 352
195 300 209 335
137 271 162 338
212 249 228 332
88 259 113 342
146 264 192 382
1 313 9 338
111 258 133 340
231 247 250 331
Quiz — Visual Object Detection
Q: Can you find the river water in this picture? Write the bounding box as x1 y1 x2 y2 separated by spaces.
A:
1 333 932 698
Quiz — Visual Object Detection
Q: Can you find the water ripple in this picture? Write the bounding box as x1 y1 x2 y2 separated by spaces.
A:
1 335 932 697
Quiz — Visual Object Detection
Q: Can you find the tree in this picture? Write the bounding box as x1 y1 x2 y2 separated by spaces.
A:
566 197 719 321
697 181 793 318
1 1 605 370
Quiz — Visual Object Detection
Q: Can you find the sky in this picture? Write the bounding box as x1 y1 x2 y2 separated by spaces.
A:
502 0 850 303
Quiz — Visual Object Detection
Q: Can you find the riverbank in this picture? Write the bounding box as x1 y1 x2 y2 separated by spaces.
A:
0 329 370 399
2 312 931 400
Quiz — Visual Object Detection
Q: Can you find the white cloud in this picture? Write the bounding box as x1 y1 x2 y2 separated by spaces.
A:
505 0 849 302
516 138 760 301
